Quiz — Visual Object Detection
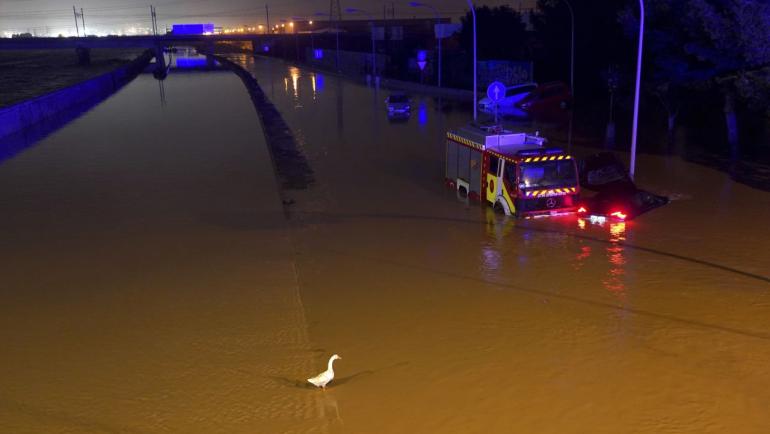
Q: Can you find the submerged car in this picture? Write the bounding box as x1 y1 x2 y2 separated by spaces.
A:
385 93 411 117
577 152 669 221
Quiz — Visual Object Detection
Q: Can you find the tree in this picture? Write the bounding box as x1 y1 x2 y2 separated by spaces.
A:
625 0 770 149
531 0 630 93
684 0 770 150
620 0 694 137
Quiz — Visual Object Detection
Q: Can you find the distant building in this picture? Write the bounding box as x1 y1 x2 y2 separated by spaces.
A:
171 24 215 35
11 33 33 38
310 18 451 40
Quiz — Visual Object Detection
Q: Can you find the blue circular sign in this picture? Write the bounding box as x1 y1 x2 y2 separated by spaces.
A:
487 81 506 102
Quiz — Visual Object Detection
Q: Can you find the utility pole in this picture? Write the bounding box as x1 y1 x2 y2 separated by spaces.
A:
466 0 477 121
150 6 158 36
265 5 270 33
329 0 341 71
629 0 645 180
80 8 86 36
73 6 80 37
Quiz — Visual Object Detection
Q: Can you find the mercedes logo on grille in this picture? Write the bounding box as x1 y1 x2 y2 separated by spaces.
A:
546 198 557 208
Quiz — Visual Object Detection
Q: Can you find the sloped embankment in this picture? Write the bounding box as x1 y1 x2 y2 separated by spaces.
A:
0 49 154 139
211 54 313 190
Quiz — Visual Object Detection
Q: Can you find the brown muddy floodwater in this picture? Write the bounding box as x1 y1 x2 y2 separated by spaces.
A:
1 54 769 433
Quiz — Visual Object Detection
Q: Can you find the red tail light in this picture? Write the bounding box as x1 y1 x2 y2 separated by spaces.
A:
577 206 587 213
610 211 627 220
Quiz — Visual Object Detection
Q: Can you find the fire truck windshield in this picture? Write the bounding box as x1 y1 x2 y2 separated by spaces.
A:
519 160 577 188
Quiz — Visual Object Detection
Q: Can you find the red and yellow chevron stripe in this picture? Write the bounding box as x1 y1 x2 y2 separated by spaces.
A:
522 155 572 163
524 187 577 197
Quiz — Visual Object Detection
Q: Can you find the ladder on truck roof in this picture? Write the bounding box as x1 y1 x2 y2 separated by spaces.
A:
450 125 547 154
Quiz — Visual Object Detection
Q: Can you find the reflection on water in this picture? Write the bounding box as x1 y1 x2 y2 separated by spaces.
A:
418 100 428 126
573 245 592 271
481 208 513 278
157 79 167 108
311 74 317 100
480 244 502 276
315 391 344 425
575 218 628 296
577 217 586 230
604 221 627 296
289 66 300 99
609 221 626 239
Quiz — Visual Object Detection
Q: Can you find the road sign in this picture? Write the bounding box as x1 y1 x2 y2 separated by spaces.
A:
487 81 506 102
417 50 428 71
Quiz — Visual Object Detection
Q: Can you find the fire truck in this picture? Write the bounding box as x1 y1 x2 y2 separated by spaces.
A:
445 125 580 217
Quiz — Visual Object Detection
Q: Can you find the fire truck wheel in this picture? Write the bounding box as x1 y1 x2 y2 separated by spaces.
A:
494 200 512 216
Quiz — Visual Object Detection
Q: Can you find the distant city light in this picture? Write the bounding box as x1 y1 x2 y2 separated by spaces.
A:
418 101 428 125
309 20 314 25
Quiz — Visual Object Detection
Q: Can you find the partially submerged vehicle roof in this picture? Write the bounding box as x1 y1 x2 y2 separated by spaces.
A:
506 82 538 90
578 152 636 193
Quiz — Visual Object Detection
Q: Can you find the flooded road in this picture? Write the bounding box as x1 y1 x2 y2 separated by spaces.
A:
0 65 315 432
236 55 770 433
1 53 769 433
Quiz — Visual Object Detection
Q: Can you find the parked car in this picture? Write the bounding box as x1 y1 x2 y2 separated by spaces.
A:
385 93 411 118
478 82 537 111
515 81 572 113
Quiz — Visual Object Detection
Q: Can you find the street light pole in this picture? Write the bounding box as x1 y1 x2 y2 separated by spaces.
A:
408 2 442 89
292 16 315 55
630 0 644 180
466 0 477 121
345 8 377 78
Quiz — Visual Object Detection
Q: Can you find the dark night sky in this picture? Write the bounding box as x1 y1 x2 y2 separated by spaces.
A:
2 0 537 36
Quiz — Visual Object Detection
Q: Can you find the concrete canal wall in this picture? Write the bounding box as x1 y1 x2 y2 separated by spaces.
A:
0 49 154 139
210 54 314 190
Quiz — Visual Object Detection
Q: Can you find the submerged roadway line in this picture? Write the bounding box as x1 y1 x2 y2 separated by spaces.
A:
297 210 770 286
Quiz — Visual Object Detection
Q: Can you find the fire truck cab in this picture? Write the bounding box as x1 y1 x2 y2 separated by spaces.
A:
445 125 580 217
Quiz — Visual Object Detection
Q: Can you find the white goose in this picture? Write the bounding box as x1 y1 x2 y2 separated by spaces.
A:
308 354 341 389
